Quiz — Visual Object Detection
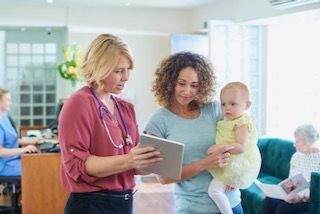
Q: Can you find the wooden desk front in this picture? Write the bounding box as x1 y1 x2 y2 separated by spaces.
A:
21 153 69 214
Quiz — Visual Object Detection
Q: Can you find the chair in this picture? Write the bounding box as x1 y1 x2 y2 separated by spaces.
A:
0 176 21 214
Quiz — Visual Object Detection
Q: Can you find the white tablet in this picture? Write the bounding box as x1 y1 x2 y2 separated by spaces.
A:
140 133 184 180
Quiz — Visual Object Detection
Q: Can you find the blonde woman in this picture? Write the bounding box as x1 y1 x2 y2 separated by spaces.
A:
59 34 162 214
0 87 39 176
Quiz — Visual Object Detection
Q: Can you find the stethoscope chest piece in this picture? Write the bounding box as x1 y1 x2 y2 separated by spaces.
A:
90 87 134 149
125 134 133 145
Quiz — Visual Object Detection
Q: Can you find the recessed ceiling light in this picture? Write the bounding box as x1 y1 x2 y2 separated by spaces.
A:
125 0 131 6
47 0 53 3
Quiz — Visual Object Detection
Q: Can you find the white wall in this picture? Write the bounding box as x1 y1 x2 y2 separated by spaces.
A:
0 5 190 128
2 1 320 129
64 6 190 128
234 0 320 22
67 7 192 33
0 31 4 86
191 0 320 30
0 6 66 27
123 35 170 128
191 0 236 31
266 16 320 139
0 5 192 33
68 32 170 128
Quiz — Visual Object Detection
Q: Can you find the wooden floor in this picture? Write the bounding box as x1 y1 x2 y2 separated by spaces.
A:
1 176 175 214
133 175 175 214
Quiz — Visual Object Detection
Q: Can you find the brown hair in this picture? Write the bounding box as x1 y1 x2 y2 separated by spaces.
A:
152 52 216 109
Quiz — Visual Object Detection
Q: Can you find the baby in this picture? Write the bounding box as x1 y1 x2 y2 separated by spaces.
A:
208 82 261 214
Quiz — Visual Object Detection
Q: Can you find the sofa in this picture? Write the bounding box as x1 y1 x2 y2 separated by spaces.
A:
240 138 320 214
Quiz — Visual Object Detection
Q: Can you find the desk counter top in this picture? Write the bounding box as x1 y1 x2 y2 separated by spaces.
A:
21 152 60 157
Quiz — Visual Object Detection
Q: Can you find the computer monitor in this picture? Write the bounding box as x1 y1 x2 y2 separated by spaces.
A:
48 98 65 134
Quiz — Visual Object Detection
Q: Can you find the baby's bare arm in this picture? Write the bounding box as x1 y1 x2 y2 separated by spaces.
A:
228 125 249 154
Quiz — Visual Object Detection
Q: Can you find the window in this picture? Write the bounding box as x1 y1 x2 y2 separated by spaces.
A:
209 21 266 134
266 13 320 138
3 28 66 128
171 33 209 56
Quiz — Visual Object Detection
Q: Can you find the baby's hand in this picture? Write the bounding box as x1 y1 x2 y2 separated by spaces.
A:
225 185 234 192
207 144 234 155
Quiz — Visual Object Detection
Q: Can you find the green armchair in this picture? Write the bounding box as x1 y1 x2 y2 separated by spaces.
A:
240 138 320 214
309 171 320 214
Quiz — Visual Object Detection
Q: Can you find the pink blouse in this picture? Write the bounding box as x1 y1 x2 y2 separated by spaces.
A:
59 86 139 193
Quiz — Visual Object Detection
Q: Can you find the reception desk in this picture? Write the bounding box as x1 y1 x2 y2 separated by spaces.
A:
21 153 69 214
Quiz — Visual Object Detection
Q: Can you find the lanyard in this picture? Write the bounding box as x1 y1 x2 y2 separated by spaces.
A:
90 87 133 149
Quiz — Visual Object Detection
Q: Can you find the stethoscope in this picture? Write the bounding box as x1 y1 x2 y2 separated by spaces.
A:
90 87 133 149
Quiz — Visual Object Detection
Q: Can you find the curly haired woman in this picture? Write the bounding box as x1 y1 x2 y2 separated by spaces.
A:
144 52 243 214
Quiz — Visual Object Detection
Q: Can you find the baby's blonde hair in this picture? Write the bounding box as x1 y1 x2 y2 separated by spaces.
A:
221 81 250 101
80 34 134 92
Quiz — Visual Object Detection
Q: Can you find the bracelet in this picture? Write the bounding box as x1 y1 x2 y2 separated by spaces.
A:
302 192 308 202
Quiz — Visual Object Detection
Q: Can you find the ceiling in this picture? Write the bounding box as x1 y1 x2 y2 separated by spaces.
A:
0 0 219 8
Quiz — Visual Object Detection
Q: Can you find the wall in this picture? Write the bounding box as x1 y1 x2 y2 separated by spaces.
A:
2 1 320 129
65 6 191 128
68 32 170 128
265 13 320 138
0 6 66 27
0 31 4 85
190 0 235 31
67 7 192 34
0 5 190 128
191 0 320 30
191 0 320 137
234 0 320 22
0 5 192 33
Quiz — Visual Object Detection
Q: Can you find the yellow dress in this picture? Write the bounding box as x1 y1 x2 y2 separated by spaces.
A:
210 113 261 189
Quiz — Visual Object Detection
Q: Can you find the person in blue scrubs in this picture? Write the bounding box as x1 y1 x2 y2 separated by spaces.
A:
0 87 40 176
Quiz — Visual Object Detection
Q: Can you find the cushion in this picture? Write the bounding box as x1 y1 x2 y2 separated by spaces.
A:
257 172 282 184
258 138 296 180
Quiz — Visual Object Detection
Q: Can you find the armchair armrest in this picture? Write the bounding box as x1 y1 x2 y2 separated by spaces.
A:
309 171 320 214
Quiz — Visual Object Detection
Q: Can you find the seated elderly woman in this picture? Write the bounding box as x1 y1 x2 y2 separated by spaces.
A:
262 124 320 214
0 87 41 176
